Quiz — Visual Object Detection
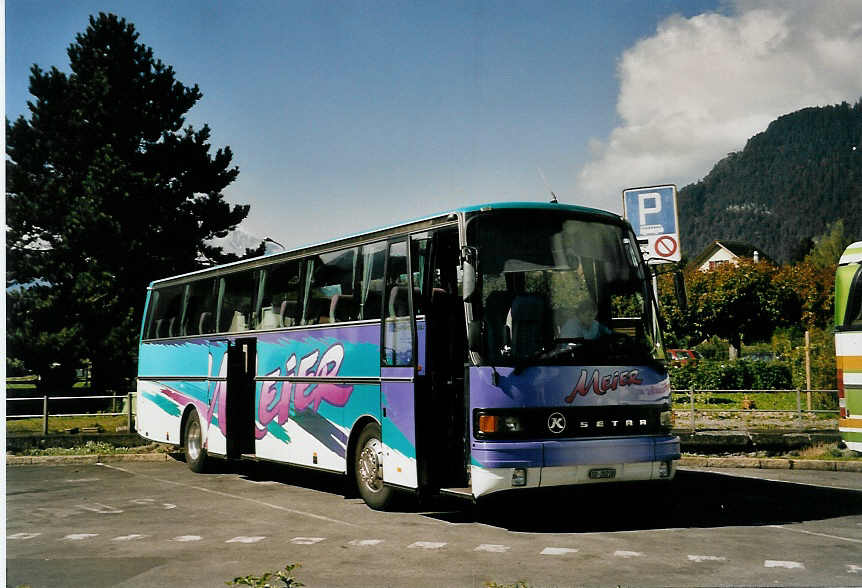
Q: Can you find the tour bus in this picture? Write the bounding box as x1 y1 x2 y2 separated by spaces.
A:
136 202 679 509
836 241 862 452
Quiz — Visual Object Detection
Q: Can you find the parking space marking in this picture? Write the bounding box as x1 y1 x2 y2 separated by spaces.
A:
172 535 203 542
112 534 148 541
7 533 41 540
290 537 325 545
65 478 101 483
78 503 123 514
764 560 805 569
688 555 727 562
541 547 578 555
475 544 510 553
226 536 267 544
614 550 643 558
847 564 861 574
409 541 447 549
63 533 99 541
348 539 383 546
770 524 862 544
98 463 356 527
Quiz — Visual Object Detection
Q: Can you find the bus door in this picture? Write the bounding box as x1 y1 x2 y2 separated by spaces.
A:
418 228 468 491
225 337 257 458
380 239 419 490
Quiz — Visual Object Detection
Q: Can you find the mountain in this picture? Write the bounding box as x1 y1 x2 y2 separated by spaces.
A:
207 229 281 257
678 100 862 263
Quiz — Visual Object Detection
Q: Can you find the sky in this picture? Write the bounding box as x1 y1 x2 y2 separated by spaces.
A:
6 0 862 251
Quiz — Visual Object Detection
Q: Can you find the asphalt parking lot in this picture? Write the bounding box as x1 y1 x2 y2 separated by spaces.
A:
7 459 862 587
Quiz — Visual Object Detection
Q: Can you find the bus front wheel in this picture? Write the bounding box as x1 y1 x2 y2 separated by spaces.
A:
355 422 393 510
184 410 209 473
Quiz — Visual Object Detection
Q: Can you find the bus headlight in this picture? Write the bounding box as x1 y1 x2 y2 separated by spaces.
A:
476 412 524 437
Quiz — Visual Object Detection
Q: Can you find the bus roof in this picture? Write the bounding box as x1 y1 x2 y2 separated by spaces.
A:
149 201 623 288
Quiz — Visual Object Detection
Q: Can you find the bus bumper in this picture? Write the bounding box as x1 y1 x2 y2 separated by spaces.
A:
469 435 680 498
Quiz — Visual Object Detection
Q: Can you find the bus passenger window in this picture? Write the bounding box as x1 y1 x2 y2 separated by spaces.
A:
219 271 257 333
360 242 386 320
183 278 218 336
304 248 358 324
258 260 302 329
146 284 184 339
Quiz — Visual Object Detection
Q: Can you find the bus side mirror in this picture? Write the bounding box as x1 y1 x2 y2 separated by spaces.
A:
674 271 688 312
461 246 478 301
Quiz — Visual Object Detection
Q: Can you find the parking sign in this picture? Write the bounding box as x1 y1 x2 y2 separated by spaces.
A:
623 185 680 263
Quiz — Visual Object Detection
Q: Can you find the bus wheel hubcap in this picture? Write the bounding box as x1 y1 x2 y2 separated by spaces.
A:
187 420 202 461
359 438 384 493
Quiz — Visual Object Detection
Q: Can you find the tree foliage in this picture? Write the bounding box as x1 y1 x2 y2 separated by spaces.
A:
6 13 259 392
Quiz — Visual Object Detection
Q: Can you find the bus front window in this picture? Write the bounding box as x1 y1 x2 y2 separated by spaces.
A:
467 210 663 367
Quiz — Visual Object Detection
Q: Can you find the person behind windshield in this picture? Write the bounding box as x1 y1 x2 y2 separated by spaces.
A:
559 297 611 340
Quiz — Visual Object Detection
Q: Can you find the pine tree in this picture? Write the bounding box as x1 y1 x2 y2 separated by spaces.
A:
6 13 259 392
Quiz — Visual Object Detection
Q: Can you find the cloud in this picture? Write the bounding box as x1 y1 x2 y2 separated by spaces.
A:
577 0 862 211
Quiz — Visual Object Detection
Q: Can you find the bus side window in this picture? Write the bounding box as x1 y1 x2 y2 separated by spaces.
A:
383 240 413 366
411 237 431 316
183 278 218 336
258 260 302 329
360 242 386 320
219 270 257 333
146 284 184 339
847 266 862 329
305 248 358 324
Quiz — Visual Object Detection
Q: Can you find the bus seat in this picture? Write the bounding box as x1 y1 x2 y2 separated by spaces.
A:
388 286 410 317
330 294 355 323
509 294 547 357
258 306 281 329
228 310 247 332
198 312 213 334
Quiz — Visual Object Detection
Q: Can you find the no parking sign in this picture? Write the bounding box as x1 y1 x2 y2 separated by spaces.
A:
623 185 680 264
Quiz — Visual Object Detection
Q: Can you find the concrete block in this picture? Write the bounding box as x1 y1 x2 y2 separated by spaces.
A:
759 458 792 469
790 459 836 471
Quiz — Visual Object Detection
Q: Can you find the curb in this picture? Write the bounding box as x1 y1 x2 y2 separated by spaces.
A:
679 456 862 473
6 453 183 466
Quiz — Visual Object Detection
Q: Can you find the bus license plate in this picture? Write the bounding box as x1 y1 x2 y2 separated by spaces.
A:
588 468 616 480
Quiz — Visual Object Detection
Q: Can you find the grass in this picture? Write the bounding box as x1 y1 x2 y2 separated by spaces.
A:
783 443 862 461
7 414 131 435
17 440 171 456
672 391 838 412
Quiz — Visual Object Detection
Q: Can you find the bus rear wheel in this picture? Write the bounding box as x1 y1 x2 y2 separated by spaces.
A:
184 410 209 473
355 422 393 510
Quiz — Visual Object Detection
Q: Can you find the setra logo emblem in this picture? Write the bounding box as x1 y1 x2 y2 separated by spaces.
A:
547 412 567 434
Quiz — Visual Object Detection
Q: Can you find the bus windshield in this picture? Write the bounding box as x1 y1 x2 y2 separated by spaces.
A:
467 210 664 367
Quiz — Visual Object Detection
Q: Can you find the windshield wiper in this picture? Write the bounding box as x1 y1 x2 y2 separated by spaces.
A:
512 338 588 374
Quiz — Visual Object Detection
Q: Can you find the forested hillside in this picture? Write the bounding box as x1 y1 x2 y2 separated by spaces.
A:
678 100 862 263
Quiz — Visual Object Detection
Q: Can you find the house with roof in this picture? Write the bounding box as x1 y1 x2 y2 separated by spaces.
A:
691 240 771 272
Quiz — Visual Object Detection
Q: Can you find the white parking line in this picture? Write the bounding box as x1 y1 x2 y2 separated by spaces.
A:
764 560 805 569
290 537 325 545
172 535 203 542
541 547 578 556
770 524 862 544
63 533 99 541
112 534 148 541
688 555 727 563
7 533 41 540
614 550 643 558
226 536 267 544
78 503 123 514
846 564 861 574
349 539 383 546
408 541 447 549
475 544 510 553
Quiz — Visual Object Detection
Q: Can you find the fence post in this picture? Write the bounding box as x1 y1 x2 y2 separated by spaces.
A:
796 388 802 429
690 387 696 433
42 395 49 435
127 392 134 432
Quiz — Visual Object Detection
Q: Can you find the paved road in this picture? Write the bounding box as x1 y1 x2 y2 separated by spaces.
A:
7 459 862 587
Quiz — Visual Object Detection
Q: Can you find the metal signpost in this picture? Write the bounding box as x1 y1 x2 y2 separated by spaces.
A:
622 185 680 264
